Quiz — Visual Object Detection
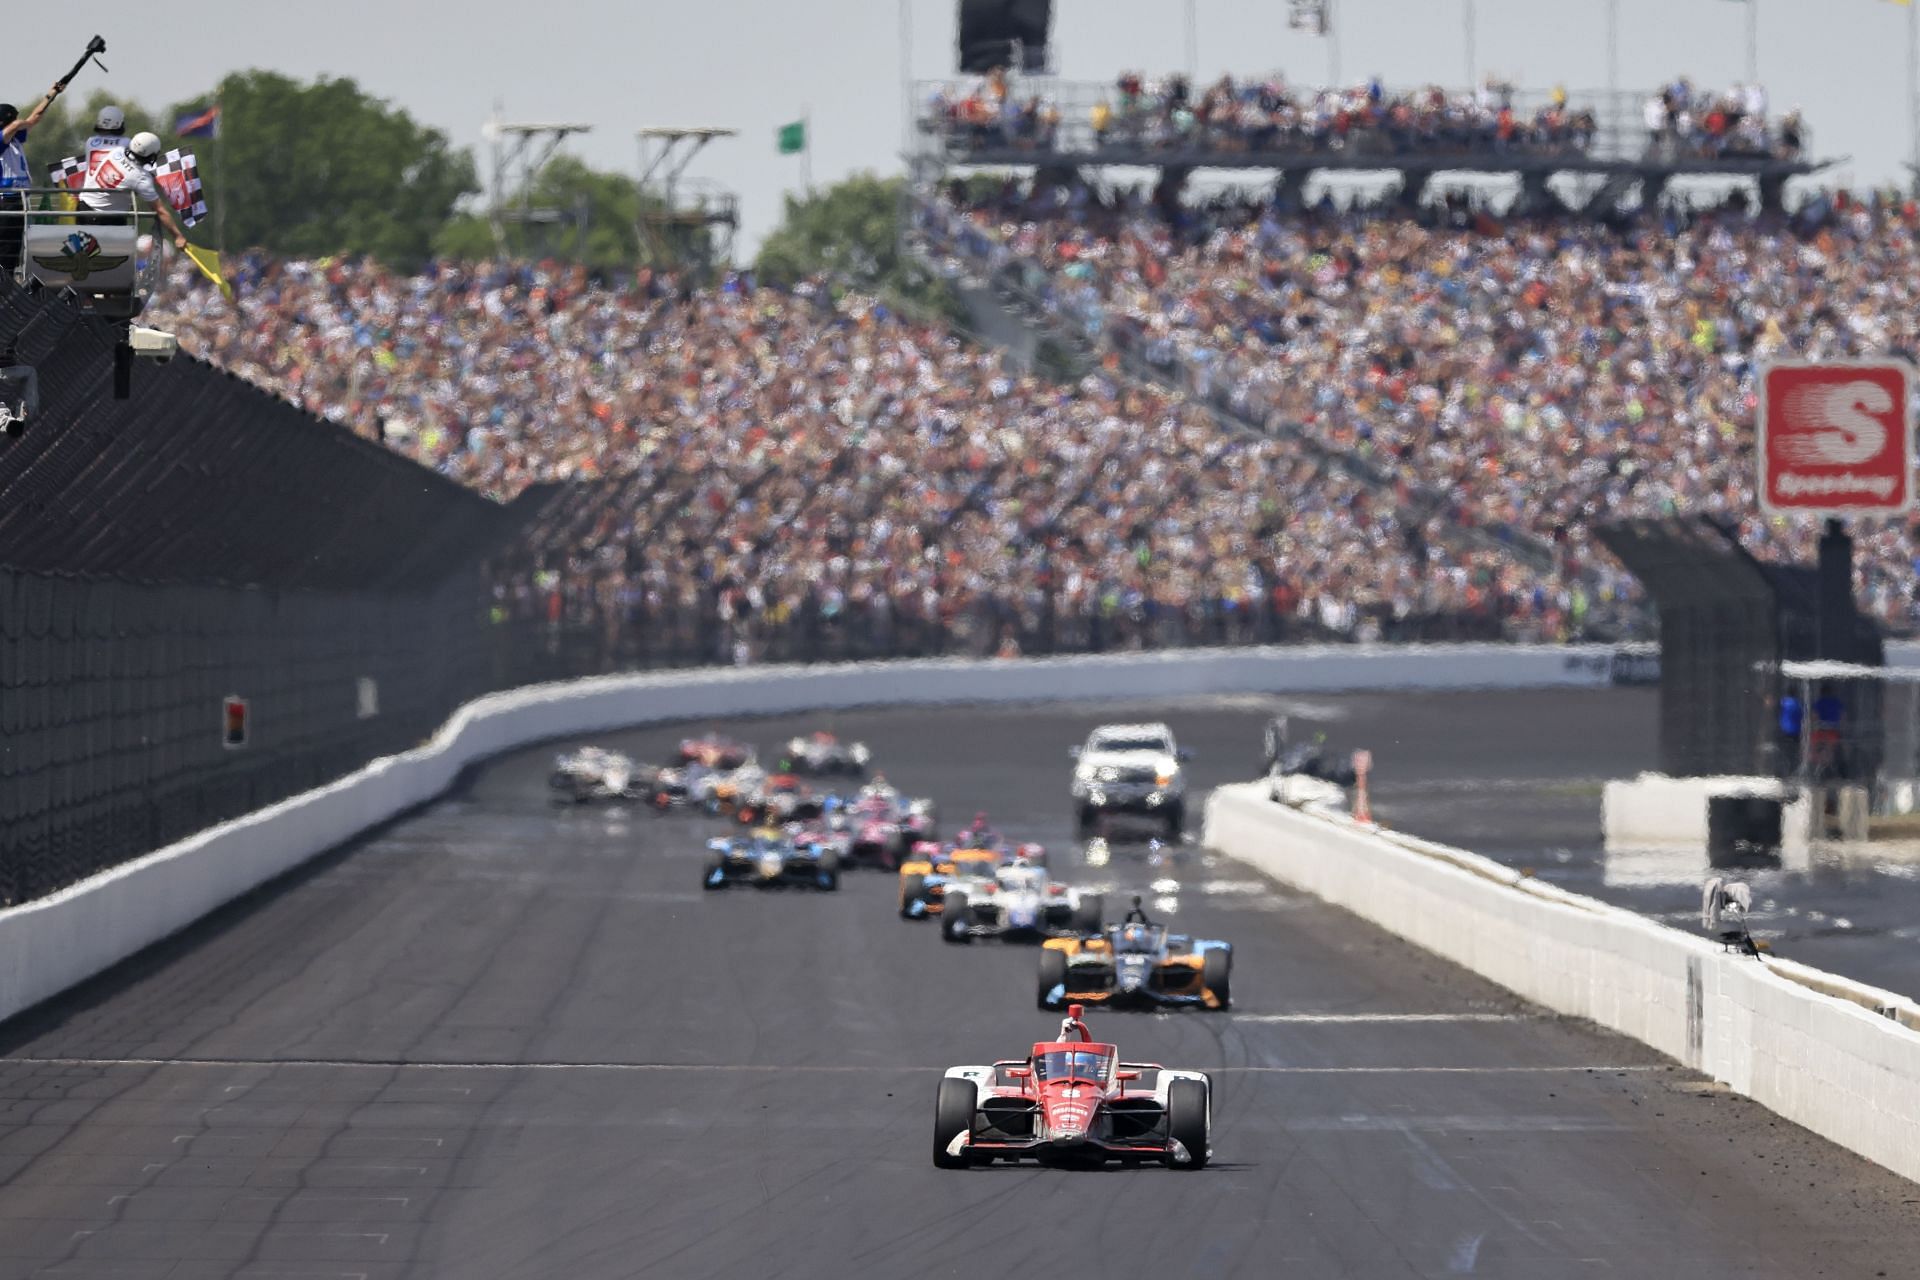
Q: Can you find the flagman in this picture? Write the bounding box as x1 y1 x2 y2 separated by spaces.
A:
76 131 191 255
0 82 64 275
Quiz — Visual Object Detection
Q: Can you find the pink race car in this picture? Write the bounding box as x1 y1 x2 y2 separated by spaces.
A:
932 1004 1212 1170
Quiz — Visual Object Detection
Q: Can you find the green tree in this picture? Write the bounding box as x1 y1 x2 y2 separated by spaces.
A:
754 172 906 289
436 155 680 272
439 153 727 273
179 71 476 267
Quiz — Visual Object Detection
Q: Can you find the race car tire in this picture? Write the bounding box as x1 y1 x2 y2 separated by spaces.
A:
942 893 971 943
1075 805 1097 836
933 1078 977 1169
701 855 728 891
1164 802 1185 838
1037 947 1068 1010
1202 947 1232 1009
817 849 841 892
899 873 927 919
1072 894 1104 934
1164 1078 1210 1170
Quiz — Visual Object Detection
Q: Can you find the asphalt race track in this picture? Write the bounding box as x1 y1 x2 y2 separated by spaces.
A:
1 696 1919 1278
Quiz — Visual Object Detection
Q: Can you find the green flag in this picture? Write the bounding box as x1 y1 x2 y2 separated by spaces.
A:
777 120 807 155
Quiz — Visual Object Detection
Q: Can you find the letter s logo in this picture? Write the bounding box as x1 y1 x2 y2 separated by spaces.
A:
1778 380 1892 466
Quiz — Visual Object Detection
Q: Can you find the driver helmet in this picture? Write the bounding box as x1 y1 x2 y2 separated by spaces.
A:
128 131 163 163
1121 923 1150 949
96 105 126 133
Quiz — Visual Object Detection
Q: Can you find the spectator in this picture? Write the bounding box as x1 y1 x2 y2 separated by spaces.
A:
77 131 191 253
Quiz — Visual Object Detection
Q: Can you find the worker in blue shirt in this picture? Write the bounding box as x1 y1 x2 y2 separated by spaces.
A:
0 82 64 276
1778 689 1804 773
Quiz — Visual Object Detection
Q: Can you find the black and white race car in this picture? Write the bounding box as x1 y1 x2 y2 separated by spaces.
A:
941 859 1104 944
702 830 841 891
548 747 655 804
777 731 873 776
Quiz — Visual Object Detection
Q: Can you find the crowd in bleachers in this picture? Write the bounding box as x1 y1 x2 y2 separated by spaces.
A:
915 177 1920 630
923 69 1811 166
923 69 1598 159
150 254 1583 661
1644 77 1805 162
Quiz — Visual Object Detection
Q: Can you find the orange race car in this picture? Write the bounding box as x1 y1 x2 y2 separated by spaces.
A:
1037 898 1232 1011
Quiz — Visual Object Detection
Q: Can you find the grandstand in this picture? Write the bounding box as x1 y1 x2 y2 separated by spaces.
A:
915 70 1825 215
910 174 1920 636
146 256 1591 660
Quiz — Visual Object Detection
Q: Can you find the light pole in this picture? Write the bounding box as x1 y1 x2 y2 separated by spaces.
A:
1327 0 1341 86
1909 0 1919 179
1464 0 1477 89
900 0 912 155
1185 0 1198 85
1606 0 1619 104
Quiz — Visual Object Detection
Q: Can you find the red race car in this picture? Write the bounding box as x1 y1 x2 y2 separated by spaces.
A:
675 732 754 770
932 1004 1212 1170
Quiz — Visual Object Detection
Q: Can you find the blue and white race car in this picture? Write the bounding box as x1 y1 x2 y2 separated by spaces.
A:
702 829 840 892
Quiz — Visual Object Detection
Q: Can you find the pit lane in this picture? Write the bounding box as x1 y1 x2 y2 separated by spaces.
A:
0 697 1915 1278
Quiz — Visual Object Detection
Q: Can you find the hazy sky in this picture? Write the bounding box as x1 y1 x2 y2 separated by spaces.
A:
13 1 1920 254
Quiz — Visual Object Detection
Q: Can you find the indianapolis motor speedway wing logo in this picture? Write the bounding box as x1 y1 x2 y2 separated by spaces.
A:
32 231 129 282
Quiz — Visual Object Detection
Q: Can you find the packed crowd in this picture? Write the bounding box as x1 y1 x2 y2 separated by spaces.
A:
1644 77 1805 162
916 177 1920 629
923 69 1599 160
148 255 1589 663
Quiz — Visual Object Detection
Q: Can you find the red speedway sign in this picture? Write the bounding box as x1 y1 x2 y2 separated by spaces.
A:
1759 361 1915 516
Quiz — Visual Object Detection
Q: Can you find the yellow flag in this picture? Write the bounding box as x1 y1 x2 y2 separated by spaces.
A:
181 243 234 301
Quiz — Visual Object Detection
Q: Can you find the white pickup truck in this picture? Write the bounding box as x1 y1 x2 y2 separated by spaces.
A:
1069 722 1189 837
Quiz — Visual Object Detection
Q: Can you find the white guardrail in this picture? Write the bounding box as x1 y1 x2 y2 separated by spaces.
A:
1204 783 1920 1186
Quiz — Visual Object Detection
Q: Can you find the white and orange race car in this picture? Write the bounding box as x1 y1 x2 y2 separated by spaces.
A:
932 1004 1211 1169
898 818 1042 918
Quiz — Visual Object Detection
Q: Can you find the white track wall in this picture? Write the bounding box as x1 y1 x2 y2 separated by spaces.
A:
0 642 1618 1028
1204 784 1920 1186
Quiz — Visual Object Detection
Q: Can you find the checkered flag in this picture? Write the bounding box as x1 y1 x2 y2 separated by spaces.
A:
46 155 86 190
153 149 209 227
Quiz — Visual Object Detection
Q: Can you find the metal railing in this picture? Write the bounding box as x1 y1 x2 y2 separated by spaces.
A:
0 187 169 314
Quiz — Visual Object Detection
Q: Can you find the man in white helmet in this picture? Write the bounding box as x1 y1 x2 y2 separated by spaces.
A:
85 105 127 167
77 131 189 253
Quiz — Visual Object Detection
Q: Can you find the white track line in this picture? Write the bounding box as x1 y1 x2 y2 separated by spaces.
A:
2 1055 1663 1076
